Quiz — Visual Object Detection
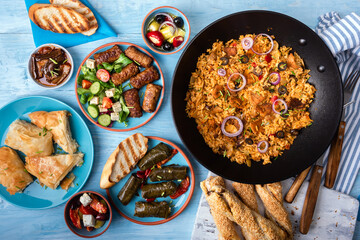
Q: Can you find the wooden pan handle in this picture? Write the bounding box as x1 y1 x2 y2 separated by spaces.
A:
325 121 346 189
285 166 311 203
300 165 323 234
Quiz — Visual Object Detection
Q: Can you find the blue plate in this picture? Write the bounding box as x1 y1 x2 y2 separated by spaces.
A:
75 42 165 132
106 136 195 225
0 96 94 209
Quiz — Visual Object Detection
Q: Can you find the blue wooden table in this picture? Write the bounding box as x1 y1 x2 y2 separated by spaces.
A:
0 0 359 239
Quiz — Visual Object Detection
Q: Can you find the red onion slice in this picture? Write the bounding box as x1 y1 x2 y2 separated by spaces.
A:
272 99 288 115
257 140 269 153
269 72 281 85
251 33 274 55
155 13 174 22
241 37 254 50
227 73 246 92
159 21 177 35
217 68 226 76
221 116 243 137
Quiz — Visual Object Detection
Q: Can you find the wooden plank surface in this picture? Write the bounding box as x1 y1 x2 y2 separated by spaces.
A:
0 0 359 239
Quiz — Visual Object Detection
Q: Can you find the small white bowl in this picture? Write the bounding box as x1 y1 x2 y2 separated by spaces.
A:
28 43 74 89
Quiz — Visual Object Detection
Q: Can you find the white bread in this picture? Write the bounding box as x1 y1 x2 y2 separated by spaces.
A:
100 133 148 189
29 4 91 34
49 0 98 36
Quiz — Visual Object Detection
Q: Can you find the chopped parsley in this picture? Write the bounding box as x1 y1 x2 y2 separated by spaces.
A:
161 192 165 196
223 150 227 157
291 71 296 76
63 59 68 64
36 151 43 154
157 175 162 179
49 58 58 64
219 90 223 97
2 167 8 171
15 186 21 189
45 186 48 190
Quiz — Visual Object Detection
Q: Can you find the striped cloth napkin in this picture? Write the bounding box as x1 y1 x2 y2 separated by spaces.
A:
316 12 360 194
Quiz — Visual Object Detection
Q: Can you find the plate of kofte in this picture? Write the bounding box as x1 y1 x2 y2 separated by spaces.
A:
75 42 164 131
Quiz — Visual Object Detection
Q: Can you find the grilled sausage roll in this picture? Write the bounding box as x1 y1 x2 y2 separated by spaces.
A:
134 201 171 218
125 46 153 68
93 45 122 65
111 62 140 86
130 66 160 89
123 88 142 118
142 83 162 113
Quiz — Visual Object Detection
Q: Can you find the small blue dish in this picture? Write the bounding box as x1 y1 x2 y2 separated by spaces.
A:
0 96 94 209
142 6 191 55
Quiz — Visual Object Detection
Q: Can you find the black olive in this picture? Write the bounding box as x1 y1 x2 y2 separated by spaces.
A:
289 75 298 81
290 129 300 136
278 62 287 71
253 66 263 76
155 15 166 24
281 113 289 119
245 138 253 145
162 41 173 51
174 17 184 28
239 55 249 63
276 131 285 138
278 85 287 95
220 57 229 65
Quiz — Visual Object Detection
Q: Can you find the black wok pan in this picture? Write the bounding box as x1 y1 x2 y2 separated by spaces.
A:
171 10 343 183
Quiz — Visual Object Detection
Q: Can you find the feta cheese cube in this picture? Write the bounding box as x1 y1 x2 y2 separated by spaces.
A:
79 193 92 207
111 112 119 121
82 214 95 227
105 88 116 98
86 59 96 69
98 105 107 113
112 101 122 113
89 96 99 105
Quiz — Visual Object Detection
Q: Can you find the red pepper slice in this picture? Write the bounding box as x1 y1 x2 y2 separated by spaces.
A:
79 204 98 216
90 197 108 214
86 227 94 232
251 62 257 67
69 208 82 229
258 75 263 80
146 31 164 47
265 53 272 63
146 198 155 202
156 149 178 168
270 95 278 104
170 176 190 199
231 42 237 47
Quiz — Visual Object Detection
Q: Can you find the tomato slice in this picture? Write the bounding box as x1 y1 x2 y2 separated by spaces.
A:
69 208 82 229
102 97 112 109
79 205 98 216
170 176 190 199
90 197 108 214
96 69 110 82
270 95 278 104
82 80 92 89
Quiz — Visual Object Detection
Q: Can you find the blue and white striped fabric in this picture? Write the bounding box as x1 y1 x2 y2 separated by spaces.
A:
316 12 360 194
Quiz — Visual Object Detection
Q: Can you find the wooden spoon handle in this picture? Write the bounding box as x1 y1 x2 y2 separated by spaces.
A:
325 121 346 189
300 165 323 234
285 166 311 203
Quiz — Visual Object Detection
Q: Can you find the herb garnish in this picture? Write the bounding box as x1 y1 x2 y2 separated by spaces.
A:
49 58 58 64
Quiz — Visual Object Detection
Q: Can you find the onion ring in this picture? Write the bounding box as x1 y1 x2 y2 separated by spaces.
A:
227 73 246 92
257 140 269 153
159 21 176 35
272 99 288 115
217 68 226 76
269 72 281 85
221 116 243 137
251 33 274 55
241 37 253 50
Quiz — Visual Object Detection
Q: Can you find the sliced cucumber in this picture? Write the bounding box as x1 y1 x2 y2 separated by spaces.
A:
98 114 111 127
90 81 101 95
87 104 99 118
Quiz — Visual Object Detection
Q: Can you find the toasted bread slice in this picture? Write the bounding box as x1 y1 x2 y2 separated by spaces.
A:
29 4 90 34
100 133 148 189
49 0 98 36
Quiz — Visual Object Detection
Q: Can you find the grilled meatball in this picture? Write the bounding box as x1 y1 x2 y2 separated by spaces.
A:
93 45 122 65
130 66 160 89
125 46 153 68
123 88 142 118
111 62 140 86
142 84 162 113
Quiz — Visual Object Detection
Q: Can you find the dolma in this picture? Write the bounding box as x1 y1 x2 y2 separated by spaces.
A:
141 181 177 199
149 166 187 182
134 201 171 218
137 143 171 171
117 174 143 205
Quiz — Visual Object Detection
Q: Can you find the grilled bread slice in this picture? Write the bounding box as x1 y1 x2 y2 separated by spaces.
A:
49 0 98 36
29 4 91 34
100 133 148 189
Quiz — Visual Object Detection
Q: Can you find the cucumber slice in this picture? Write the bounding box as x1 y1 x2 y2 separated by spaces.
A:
90 81 101 95
87 104 99 118
98 114 111 127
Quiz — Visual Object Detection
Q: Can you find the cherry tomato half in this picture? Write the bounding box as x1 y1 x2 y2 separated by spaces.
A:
102 97 112 109
82 80 92 89
96 69 110 82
